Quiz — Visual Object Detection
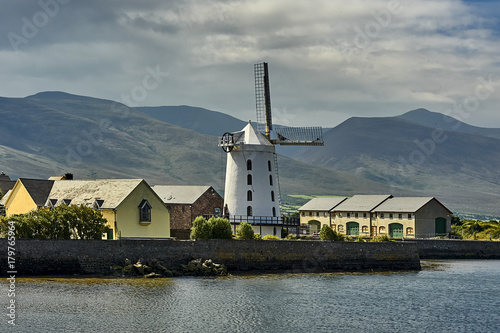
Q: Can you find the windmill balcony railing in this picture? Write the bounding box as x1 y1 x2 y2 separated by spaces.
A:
227 215 300 226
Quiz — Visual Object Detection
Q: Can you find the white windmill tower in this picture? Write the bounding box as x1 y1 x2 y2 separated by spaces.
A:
219 62 324 236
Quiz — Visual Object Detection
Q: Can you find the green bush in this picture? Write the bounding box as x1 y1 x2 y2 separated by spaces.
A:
253 233 262 240
208 217 232 239
319 224 334 240
286 234 298 240
190 216 211 240
236 222 254 240
356 235 365 242
371 234 391 242
262 234 280 240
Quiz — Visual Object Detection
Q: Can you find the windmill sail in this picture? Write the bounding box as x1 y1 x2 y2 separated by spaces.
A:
272 126 324 146
254 62 272 137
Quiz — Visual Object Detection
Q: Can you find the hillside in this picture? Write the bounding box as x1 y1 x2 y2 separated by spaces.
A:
0 92 391 209
292 112 500 217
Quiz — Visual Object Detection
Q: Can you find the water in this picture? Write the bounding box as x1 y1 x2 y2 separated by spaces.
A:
2 260 500 333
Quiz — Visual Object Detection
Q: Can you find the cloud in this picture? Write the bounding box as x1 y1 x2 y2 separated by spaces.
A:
1 0 499 127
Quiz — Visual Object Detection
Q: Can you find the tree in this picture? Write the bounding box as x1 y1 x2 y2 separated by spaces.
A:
0 204 109 239
208 217 232 239
319 224 335 241
236 222 254 240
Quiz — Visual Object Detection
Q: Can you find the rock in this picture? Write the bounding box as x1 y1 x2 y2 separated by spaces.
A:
144 272 163 279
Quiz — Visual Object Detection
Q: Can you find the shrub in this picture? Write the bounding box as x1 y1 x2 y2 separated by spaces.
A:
319 225 335 241
208 217 232 239
190 216 211 240
263 234 280 240
372 234 391 242
236 222 254 240
253 233 262 240
356 235 365 242
286 234 298 240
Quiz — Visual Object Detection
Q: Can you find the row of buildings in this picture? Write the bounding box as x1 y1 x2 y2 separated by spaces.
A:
298 195 452 238
0 173 223 239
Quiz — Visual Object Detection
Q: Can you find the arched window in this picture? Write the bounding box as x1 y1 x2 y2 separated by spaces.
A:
247 190 252 201
406 227 414 235
379 226 386 233
271 191 275 202
269 175 273 186
247 174 252 185
247 159 252 170
272 207 276 217
247 206 253 216
268 160 272 171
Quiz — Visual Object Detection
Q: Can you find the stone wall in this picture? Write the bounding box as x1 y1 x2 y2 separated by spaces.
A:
415 239 500 259
0 239 420 276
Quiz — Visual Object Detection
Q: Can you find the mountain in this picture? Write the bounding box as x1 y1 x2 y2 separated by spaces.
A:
292 110 500 218
0 91 391 210
397 108 500 140
136 105 247 137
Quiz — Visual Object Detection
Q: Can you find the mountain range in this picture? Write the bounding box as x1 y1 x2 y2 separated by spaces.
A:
1 92 499 218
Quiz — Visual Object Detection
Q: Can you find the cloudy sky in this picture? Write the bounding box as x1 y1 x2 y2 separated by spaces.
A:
1 0 500 128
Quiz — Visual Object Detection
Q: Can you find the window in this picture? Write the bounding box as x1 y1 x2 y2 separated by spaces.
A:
247 159 252 170
268 160 272 171
247 174 252 185
347 212 351 218
48 198 57 209
271 191 275 202
62 199 72 205
338 225 344 232
247 206 253 216
380 213 385 218
247 190 252 201
93 199 104 211
408 214 412 219
398 214 403 219
355 213 359 218
379 226 386 233
363 213 367 218
309 212 312 216
301 212 305 216
406 227 414 235
389 213 393 219
272 207 276 217
331 224 336 230
362 225 368 233
316 212 319 217
269 175 273 186
139 200 152 223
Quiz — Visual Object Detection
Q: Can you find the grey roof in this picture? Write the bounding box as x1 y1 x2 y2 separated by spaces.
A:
298 197 348 211
46 179 144 209
19 178 55 207
373 197 452 213
0 189 11 206
153 185 213 204
333 195 392 212
0 175 16 196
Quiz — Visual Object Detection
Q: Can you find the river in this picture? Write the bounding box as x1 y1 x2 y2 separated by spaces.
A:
2 260 499 332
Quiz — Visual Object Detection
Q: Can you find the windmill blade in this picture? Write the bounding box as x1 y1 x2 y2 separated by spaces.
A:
272 126 324 146
254 62 272 137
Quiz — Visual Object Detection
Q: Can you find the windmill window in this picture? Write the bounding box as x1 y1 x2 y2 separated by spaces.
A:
272 207 276 217
247 190 252 201
268 160 272 171
247 206 253 216
139 200 152 223
247 159 252 171
247 174 252 185
269 175 273 186
271 191 275 202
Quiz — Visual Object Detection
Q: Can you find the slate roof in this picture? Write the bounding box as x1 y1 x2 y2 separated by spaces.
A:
0 189 11 206
373 197 452 213
333 195 392 212
298 197 348 211
19 178 55 207
46 179 144 209
0 173 16 196
153 185 214 205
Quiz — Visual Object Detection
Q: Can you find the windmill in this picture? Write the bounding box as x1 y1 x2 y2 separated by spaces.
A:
219 62 324 236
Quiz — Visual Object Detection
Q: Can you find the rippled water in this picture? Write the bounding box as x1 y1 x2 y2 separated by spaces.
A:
2 260 500 333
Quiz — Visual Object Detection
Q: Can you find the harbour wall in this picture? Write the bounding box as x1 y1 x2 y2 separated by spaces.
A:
1 239 420 276
414 239 500 259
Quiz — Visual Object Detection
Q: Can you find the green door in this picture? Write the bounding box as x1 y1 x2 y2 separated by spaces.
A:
346 222 359 236
435 217 446 235
389 223 403 238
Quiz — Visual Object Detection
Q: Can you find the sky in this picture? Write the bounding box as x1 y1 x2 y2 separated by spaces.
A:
1 0 500 128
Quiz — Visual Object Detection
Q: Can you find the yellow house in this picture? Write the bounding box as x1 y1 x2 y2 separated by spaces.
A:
4 178 55 216
298 197 347 234
45 179 170 239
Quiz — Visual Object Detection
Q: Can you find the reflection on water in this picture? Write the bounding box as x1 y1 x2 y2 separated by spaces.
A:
2 260 500 333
